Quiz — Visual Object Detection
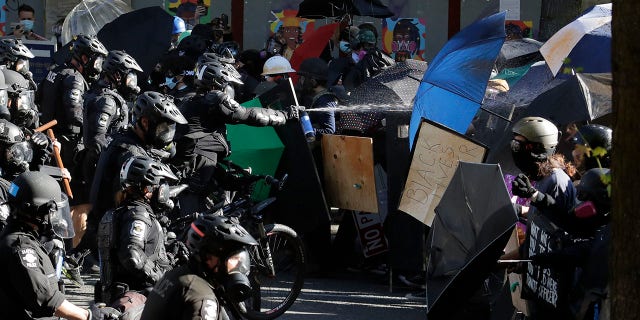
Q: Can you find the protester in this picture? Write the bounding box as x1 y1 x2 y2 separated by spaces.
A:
171 16 187 50
254 54 295 96
161 52 197 104
97 155 178 304
11 4 47 41
234 49 263 103
296 57 337 136
571 124 612 177
342 27 395 91
140 215 257 320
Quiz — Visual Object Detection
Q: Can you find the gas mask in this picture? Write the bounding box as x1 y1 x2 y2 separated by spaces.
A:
151 182 174 211
10 90 37 128
118 71 140 101
218 249 252 301
3 141 33 176
146 120 177 149
84 54 105 82
13 58 30 76
510 139 545 179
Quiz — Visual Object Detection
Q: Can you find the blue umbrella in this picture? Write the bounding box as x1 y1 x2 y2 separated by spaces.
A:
409 12 506 149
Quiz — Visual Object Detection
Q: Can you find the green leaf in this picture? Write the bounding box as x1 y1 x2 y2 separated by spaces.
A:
592 146 608 158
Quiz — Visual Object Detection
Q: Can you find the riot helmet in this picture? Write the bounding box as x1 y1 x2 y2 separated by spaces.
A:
7 171 73 237
120 155 178 210
0 119 32 175
511 117 559 177
261 55 295 76
102 50 143 100
186 215 257 300
0 38 34 76
70 34 108 81
194 60 243 91
209 41 239 64
3 68 36 128
130 91 187 148
572 124 612 171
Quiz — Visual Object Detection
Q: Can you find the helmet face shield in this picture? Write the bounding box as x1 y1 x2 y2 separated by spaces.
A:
6 141 33 164
15 90 35 111
14 58 29 73
50 193 74 239
151 121 176 148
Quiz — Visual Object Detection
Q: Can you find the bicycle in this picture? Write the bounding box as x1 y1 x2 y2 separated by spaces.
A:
171 160 305 320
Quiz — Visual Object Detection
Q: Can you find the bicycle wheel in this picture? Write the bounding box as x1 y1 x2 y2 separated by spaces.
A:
240 224 305 320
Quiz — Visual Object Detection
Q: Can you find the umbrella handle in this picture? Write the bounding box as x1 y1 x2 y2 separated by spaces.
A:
288 77 300 106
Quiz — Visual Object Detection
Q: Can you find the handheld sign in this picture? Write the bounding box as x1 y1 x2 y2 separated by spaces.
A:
399 119 487 226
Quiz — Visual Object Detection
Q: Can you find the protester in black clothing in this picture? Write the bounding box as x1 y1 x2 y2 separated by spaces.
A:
98 155 178 304
141 215 257 320
0 171 100 320
234 49 263 103
78 91 186 272
161 52 196 105
571 124 612 177
173 56 298 216
296 57 337 136
36 34 108 170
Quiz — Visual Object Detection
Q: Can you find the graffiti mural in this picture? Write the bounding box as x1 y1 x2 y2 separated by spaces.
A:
382 17 426 61
267 9 314 60
0 0 8 36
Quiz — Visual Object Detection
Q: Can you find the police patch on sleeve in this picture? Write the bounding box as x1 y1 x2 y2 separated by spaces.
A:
19 248 39 269
130 220 146 240
98 113 110 128
200 299 218 320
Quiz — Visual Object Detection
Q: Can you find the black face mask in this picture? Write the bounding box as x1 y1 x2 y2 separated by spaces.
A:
512 150 543 179
150 183 173 212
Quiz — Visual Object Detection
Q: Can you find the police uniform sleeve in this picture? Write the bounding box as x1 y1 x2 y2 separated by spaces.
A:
8 242 66 317
206 91 288 127
181 276 221 320
61 73 86 128
86 94 118 149
117 212 162 283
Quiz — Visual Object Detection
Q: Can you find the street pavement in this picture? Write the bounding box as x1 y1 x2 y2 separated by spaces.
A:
66 269 427 319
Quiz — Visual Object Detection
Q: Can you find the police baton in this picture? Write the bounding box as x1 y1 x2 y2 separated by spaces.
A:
34 119 58 133
45 128 73 199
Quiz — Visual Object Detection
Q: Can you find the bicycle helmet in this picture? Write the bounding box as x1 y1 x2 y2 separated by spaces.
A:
194 60 243 90
70 34 108 80
512 116 559 157
130 91 187 126
186 215 257 257
261 55 295 76
0 118 25 144
0 38 34 74
103 50 143 75
120 155 178 189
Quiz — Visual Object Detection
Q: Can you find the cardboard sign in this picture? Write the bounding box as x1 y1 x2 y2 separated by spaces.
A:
505 227 530 316
399 119 487 225
353 211 389 258
22 39 56 85
322 134 378 213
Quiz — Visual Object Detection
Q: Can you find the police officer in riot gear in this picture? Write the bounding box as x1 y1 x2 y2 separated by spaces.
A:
174 57 298 215
0 118 51 179
82 50 142 191
0 171 98 320
141 215 257 320
98 155 178 304
36 34 108 170
3 68 39 129
0 38 37 90
78 91 187 270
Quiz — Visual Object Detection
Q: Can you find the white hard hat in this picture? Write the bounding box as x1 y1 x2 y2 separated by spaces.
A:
261 55 296 76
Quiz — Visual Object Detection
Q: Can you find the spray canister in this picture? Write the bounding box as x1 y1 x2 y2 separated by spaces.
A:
300 110 315 142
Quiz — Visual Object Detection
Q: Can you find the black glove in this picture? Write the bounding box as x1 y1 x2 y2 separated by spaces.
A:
88 303 121 320
30 131 50 148
285 105 303 120
512 173 537 198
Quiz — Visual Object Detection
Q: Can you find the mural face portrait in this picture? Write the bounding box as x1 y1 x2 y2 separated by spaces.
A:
281 26 301 51
392 19 420 61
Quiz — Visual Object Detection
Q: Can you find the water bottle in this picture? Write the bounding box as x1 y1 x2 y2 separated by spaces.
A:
299 110 315 142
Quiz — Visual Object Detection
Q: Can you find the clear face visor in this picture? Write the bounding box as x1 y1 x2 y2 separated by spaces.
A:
91 55 105 74
125 71 139 91
49 193 74 239
6 141 33 164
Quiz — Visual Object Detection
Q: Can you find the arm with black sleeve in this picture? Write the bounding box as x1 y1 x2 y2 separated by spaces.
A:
61 73 87 132
205 90 296 127
117 211 163 286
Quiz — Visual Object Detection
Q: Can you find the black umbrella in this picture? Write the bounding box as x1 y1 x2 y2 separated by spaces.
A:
97 6 173 78
348 59 427 107
496 38 544 70
297 0 394 18
426 162 517 318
